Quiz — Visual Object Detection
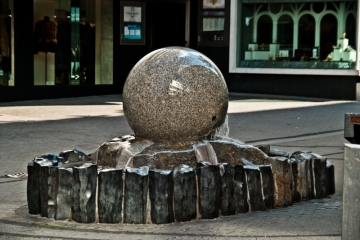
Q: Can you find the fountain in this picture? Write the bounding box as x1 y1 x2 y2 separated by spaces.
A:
27 47 335 224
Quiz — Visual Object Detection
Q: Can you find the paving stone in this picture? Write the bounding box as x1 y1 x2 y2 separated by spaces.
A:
124 166 149 224
173 164 197 222
197 161 221 219
98 168 123 223
233 165 249 213
71 163 97 223
149 169 174 224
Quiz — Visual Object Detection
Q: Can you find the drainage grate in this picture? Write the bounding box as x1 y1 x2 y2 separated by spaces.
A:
5 172 28 178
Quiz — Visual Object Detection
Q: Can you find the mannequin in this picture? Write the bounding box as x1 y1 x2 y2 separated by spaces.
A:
33 16 57 54
71 44 80 79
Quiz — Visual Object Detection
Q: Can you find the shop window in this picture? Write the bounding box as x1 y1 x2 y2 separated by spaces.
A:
33 0 96 85
277 15 293 50
320 14 337 61
298 14 315 59
346 13 356 50
257 15 272 45
230 0 359 74
0 0 12 86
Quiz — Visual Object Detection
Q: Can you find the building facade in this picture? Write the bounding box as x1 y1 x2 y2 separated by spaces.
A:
0 0 359 102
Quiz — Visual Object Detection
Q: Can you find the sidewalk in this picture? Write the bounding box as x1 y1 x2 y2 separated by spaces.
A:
0 94 356 239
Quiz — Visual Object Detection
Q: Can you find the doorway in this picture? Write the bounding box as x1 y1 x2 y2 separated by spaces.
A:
151 1 188 50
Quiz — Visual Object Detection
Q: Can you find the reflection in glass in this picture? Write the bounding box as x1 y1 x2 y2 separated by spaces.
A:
257 15 272 44
346 13 356 48
298 14 315 58
0 0 11 86
54 0 95 85
320 14 337 60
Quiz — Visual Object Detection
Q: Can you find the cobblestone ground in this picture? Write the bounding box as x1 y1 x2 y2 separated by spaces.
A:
0 194 342 239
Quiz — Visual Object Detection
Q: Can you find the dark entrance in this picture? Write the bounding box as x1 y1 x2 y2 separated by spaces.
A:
151 2 186 50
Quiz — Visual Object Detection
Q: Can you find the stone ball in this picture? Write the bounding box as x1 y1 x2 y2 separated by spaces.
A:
122 47 228 140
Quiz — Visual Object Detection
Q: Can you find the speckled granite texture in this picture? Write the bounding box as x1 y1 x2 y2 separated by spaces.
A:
122 47 228 140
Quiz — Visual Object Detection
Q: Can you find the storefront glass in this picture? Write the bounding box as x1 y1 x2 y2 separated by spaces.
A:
231 0 358 72
33 0 95 85
0 0 12 86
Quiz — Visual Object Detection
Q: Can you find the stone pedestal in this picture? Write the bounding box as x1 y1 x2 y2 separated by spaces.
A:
97 142 124 168
343 143 360 240
326 161 335 195
264 157 292 207
259 165 274 209
269 149 289 158
59 149 89 163
124 166 149 224
149 169 174 224
293 152 314 200
233 165 249 213
40 165 57 218
312 154 327 198
244 166 265 212
27 162 40 214
197 162 221 219
98 169 123 223
193 142 217 165
289 159 299 202
71 163 97 223
55 166 74 220
173 165 196 222
217 163 235 216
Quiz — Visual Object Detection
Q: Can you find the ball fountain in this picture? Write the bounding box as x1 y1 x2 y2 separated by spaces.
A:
27 47 335 225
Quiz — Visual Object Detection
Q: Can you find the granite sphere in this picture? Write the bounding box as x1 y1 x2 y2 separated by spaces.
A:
122 46 228 140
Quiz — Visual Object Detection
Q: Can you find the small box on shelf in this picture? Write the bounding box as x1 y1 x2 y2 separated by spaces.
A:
331 48 342 61
248 44 258 51
245 51 253 60
342 50 356 62
337 38 349 51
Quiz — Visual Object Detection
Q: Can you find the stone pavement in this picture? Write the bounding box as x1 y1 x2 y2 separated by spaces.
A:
0 93 358 239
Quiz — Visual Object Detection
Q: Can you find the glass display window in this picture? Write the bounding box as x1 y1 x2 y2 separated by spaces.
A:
0 0 12 86
229 0 359 75
33 0 96 86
